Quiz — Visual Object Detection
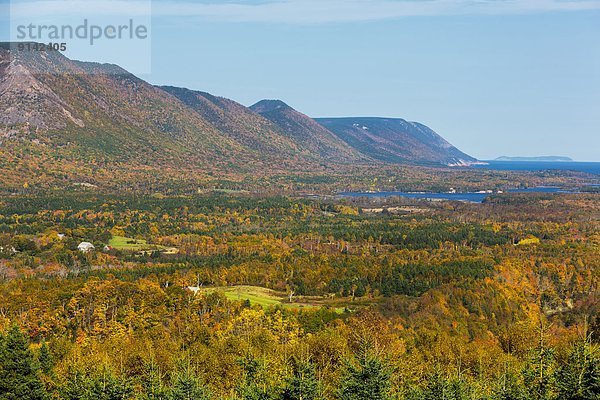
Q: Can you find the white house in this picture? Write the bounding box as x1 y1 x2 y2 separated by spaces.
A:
78 242 95 253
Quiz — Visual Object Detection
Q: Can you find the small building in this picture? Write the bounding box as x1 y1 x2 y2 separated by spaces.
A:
103 245 114 252
57 233 66 240
78 242 95 253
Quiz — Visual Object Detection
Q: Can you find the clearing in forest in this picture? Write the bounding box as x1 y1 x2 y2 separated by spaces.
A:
201 285 347 312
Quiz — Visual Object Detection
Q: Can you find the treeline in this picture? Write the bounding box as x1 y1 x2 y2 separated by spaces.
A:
1 311 598 399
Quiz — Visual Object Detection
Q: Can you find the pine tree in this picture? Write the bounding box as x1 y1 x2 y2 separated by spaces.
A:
555 334 600 400
0 325 47 400
236 354 280 400
446 376 472 400
141 360 169 400
59 368 91 400
282 359 320 400
169 365 211 400
338 352 392 400
60 368 132 400
238 383 279 400
38 341 54 375
523 320 556 400
419 370 448 400
492 362 527 400
88 371 133 400
407 370 473 400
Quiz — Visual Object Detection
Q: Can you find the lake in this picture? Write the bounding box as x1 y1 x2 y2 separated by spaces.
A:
339 187 574 203
472 161 600 175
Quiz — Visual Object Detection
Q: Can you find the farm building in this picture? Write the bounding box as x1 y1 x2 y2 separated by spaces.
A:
78 242 95 253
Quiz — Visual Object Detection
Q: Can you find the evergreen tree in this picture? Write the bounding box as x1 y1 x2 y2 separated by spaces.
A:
0 325 47 400
407 369 474 400
236 355 279 400
238 383 279 400
555 337 600 400
59 368 92 400
141 361 169 400
338 352 392 400
282 359 320 400
523 347 556 400
169 366 211 400
88 371 133 400
523 321 557 400
446 377 472 400
418 370 449 400
38 341 54 375
60 368 132 400
492 364 527 400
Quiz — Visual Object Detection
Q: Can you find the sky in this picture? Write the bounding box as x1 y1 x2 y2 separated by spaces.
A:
1 0 600 161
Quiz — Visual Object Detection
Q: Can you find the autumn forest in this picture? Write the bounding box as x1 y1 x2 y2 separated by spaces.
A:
0 190 597 399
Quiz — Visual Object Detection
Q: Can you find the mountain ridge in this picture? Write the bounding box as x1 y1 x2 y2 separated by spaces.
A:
0 43 481 191
160 86 302 157
316 117 479 166
249 99 364 162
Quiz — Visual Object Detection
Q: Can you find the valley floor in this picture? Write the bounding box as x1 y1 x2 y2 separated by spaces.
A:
0 190 598 399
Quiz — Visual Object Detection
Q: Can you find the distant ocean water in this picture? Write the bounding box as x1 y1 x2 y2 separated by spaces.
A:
472 161 600 175
340 187 573 203
340 161 600 203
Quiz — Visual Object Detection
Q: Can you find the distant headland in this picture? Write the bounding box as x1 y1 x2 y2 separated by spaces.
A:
494 156 574 162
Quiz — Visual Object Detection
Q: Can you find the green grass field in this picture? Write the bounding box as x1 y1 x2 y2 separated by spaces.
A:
201 285 346 312
108 236 166 251
205 286 283 307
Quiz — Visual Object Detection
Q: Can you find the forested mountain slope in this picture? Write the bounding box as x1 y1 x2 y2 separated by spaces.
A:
0 43 485 192
250 99 364 162
317 117 479 166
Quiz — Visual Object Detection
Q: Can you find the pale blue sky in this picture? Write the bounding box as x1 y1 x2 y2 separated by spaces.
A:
2 0 599 160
